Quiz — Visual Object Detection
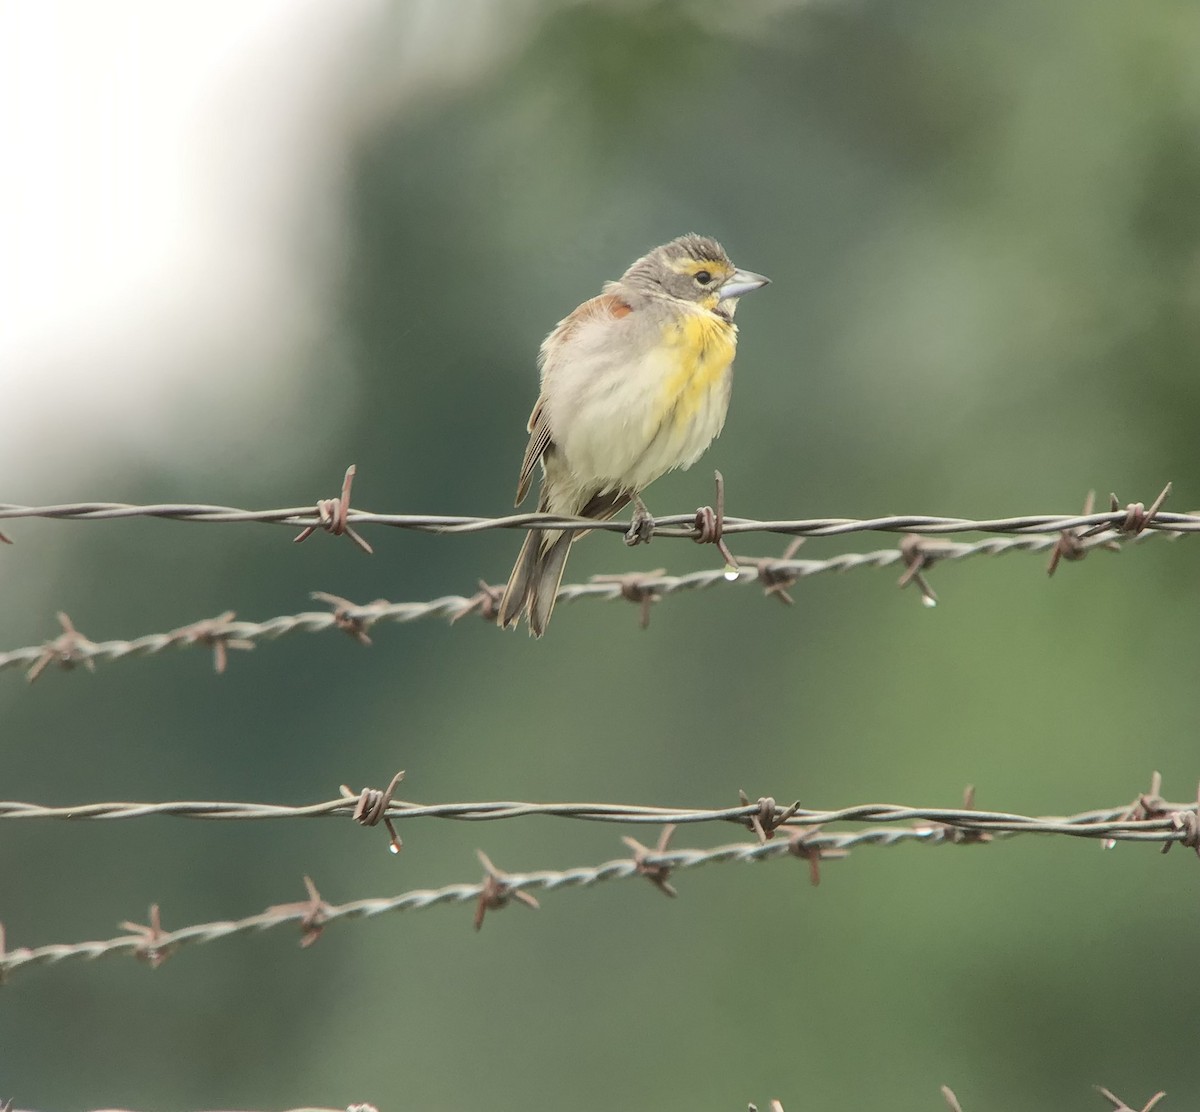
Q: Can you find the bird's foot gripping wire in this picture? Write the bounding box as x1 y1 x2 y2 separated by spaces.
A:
624 496 655 547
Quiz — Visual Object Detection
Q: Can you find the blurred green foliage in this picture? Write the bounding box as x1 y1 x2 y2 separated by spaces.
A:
4 0 1200 1108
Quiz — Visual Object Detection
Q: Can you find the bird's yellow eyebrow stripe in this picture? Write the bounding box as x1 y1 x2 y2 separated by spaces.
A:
666 257 734 280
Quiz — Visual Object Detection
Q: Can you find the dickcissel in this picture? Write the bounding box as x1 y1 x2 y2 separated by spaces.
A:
498 233 769 636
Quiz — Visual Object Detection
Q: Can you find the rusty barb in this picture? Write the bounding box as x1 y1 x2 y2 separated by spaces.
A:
785 827 849 886
178 611 256 673
26 612 97 683
623 826 680 897
1107 771 1200 857
692 470 742 578
1083 483 1173 539
267 876 333 948
1095 1086 1167 1112
293 465 374 555
913 786 993 846
1047 491 1121 576
898 535 957 607
590 568 667 629
749 538 805 605
339 771 406 854
449 581 505 625
313 592 378 646
738 790 802 842
733 791 849 886
474 851 540 930
120 904 174 969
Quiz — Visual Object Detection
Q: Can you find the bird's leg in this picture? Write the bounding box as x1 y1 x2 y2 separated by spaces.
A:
624 495 656 546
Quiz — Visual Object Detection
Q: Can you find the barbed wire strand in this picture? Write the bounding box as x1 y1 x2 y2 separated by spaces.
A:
0 778 1196 846
0 825 1017 980
3 1106 377 1112
755 1086 1167 1112
0 1087 1166 1112
0 525 1167 679
3 774 1196 980
0 490 1192 539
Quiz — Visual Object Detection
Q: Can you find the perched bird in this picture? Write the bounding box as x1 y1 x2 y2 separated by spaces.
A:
498 233 769 636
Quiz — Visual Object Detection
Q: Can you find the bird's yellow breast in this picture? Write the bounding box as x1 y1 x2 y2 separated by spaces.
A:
655 311 737 424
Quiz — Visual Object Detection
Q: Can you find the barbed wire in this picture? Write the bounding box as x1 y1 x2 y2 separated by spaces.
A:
0 475 1187 541
3 771 1194 981
758 1086 1167 1112
0 1085 1166 1112
2 1105 377 1112
0 775 1196 850
0 823 1010 980
0 526 1168 679
0 1087 1166 1112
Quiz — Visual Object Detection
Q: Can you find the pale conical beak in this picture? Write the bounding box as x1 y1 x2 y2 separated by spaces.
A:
719 268 770 301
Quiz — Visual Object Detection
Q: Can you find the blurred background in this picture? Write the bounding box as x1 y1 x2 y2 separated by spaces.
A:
3 0 1199 1107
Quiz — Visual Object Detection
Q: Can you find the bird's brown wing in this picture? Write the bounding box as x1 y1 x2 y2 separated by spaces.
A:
513 292 634 508
515 397 552 506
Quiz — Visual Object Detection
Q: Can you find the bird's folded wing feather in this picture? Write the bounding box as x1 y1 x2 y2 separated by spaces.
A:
515 398 552 505
513 292 634 507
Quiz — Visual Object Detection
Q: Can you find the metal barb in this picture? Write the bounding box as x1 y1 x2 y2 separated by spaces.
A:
590 569 667 629
473 851 540 930
1047 491 1120 575
266 876 332 948
26 612 97 683
738 790 801 843
750 538 805 605
450 581 505 625
178 611 255 673
1095 1085 1167 1112
622 826 679 897
692 470 741 573
312 592 377 646
340 771 406 854
293 465 374 554
897 535 953 606
915 785 994 847
1082 483 1172 539
785 826 849 886
119 904 174 968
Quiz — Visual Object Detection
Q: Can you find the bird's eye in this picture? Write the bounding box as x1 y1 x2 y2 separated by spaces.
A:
694 270 713 285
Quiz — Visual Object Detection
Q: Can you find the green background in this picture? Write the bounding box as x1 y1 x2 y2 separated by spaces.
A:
4 1 1200 1108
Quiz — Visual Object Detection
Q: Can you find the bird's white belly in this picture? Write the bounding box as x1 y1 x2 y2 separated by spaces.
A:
554 342 731 494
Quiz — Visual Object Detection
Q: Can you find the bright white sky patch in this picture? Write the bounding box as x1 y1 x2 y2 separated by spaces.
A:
0 0 382 486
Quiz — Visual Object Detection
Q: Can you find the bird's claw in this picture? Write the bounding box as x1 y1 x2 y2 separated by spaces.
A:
624 499 655 547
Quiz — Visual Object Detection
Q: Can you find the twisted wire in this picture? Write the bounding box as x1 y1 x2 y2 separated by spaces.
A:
0 826 961 979
0 530 1154 677
3 775 1192 979
1 500 1198 538
6 805 1190 981
0 793 1193 842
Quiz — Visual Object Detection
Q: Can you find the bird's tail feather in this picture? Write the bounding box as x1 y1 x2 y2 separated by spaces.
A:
498 528 574 637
